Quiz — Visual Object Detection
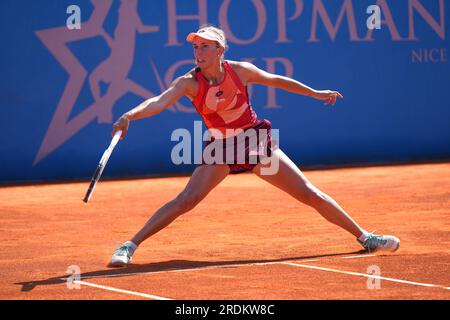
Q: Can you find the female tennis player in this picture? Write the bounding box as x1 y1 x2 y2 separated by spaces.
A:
109 25 400 267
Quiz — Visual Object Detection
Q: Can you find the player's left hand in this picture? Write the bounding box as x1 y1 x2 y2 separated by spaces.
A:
313 90 343 106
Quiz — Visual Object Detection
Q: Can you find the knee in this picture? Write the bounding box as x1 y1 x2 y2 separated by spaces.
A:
173 191 202 213
298 183 328 208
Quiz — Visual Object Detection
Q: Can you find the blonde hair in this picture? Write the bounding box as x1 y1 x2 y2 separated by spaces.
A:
198 24 228 61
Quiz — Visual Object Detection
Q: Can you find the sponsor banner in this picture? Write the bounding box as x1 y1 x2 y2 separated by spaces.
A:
0 0 449 182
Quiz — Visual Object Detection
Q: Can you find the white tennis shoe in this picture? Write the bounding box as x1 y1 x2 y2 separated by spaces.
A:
110 243 134 267
358 233 400 253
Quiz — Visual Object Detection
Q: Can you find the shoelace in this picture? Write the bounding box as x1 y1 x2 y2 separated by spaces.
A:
115 245 131 257
363 234 387 253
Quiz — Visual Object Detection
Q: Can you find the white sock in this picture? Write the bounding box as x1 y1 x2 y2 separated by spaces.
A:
124 241 138 255
357 230 370 242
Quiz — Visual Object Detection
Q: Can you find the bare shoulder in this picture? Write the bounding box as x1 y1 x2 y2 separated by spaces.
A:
227 60 259 84
228 60 256 68
227 60 277 85
227 60 256 73
172 68 198 100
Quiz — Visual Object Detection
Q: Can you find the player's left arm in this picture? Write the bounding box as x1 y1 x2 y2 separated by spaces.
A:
239 61 343 106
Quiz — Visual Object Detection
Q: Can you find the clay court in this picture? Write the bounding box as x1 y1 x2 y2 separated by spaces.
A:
1 162 449 300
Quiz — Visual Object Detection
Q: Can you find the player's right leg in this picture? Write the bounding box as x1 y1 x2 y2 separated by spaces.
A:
110 164 230 267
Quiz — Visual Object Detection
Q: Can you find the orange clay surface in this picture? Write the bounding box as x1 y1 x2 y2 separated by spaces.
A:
1 162 449 299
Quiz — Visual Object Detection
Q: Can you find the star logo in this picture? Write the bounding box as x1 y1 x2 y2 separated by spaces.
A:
34 0 160 165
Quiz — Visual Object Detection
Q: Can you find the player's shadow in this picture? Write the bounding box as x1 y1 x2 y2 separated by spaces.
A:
15 250 367 292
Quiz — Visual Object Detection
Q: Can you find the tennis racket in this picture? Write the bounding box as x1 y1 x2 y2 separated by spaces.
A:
83 130 122 203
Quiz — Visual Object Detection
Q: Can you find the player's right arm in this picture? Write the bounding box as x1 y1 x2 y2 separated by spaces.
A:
112 75 195 139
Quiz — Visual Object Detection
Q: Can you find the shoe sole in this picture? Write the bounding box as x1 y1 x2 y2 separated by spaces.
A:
109 257 131 268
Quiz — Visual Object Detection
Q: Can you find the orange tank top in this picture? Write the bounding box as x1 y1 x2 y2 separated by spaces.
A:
191 61 259 137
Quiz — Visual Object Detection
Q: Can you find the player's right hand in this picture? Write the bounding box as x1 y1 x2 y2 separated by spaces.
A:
112 114 130 140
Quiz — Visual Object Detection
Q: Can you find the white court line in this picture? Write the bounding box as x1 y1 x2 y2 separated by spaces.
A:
67 262 278 281
62 256 449 299
64 255 374 282
298 259 319 262
280 262 450 290
341 254 376 259
254 262 283 266
74 280 173 300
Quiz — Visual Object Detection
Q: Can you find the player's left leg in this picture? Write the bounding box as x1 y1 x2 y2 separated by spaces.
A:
252 148 400 252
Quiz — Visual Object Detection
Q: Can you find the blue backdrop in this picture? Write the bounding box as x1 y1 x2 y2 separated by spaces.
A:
1 0 449 183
